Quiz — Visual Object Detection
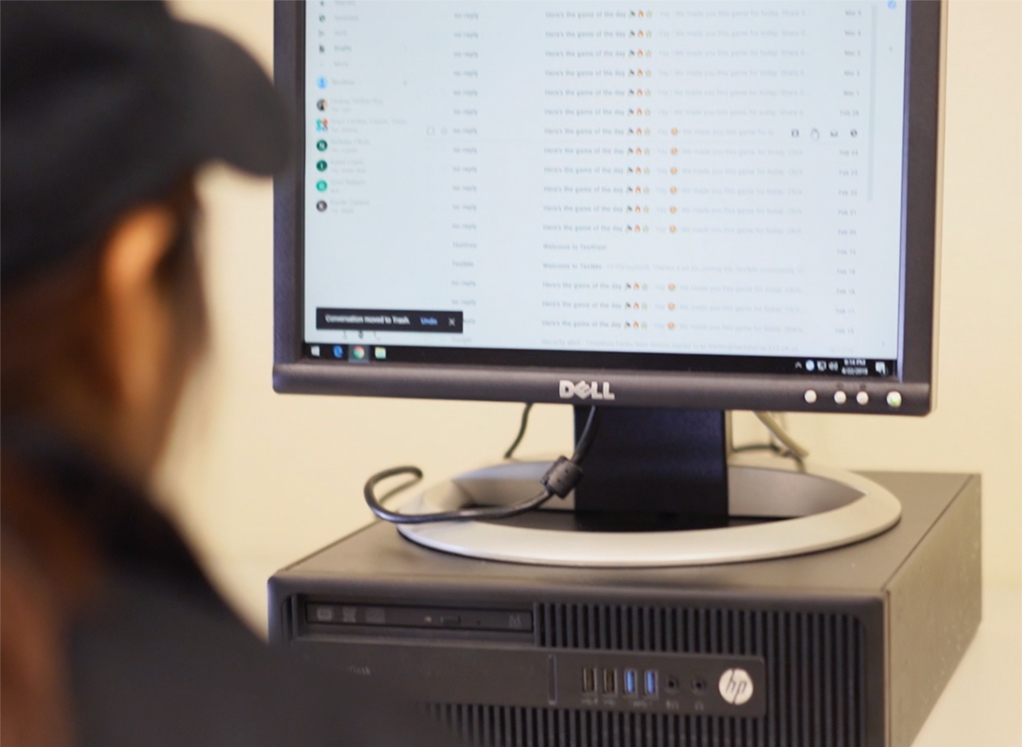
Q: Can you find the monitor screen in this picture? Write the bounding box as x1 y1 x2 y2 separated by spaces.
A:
275 1 940 415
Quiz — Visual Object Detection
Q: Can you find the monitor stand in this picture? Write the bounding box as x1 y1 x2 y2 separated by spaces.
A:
396 407 901 567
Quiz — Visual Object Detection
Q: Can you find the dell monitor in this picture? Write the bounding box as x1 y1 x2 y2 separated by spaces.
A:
273 0 941 566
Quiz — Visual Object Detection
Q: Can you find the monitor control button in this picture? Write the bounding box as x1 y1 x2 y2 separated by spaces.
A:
887 391 903 408
804 390 818 404
834 391 848 405
856 391 869 405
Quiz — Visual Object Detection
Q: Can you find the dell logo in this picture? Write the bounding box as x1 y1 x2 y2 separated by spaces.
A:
718 668 754 706
559 380 616 401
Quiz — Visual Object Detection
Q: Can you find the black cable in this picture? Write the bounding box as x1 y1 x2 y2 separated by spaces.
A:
503 402 534 459
364 406 599 525
570 405 599 462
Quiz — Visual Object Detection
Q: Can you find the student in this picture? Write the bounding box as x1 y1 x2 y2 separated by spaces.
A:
1 4 451 745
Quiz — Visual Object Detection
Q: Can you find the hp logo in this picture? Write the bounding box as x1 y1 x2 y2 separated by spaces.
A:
718 668 754 705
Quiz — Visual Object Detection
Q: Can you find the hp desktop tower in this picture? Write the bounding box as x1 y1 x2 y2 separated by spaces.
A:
269 472 980 747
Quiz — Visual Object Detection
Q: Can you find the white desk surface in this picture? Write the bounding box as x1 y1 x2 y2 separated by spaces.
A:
207 557 1021 747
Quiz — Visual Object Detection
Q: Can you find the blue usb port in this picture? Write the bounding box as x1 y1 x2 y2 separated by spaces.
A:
623 669 638 696
644 670 658 698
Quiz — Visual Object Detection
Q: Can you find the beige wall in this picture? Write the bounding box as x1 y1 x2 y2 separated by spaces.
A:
167 1 1020 626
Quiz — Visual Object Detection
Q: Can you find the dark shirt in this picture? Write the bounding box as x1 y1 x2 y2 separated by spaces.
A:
1 425 454 747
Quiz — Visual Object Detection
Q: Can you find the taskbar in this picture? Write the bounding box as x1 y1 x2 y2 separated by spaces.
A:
301 343 897 379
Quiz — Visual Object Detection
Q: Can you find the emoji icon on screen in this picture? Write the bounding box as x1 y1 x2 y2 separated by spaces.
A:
671 127 678 135
670 186 677 193
668 303 676 310
669 226 677 233
668 322 675 330
668 284 676 291
670 206 677 213
670 168 678 175
670 147 678 155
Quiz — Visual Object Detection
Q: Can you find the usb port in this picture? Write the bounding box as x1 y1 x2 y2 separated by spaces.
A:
601 668 617 695
623 669 638 696
582 667 597 694
643 670 658 698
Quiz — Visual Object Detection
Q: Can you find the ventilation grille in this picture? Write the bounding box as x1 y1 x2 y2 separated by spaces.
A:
431 705 767 747
432 604 867 747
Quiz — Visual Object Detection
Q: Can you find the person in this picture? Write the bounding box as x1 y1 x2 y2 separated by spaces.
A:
1 4 453 746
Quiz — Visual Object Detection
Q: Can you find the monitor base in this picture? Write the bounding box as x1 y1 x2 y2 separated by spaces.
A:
394 453 901 567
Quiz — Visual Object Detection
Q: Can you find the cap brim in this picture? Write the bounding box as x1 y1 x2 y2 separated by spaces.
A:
178 23 291 176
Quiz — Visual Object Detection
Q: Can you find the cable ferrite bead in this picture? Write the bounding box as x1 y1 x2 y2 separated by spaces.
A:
541 456 584 498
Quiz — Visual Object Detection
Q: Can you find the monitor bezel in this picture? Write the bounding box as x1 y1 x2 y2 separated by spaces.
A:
273 0 942 415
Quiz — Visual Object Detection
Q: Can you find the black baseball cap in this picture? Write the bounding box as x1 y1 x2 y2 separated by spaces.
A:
1 1 290 286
